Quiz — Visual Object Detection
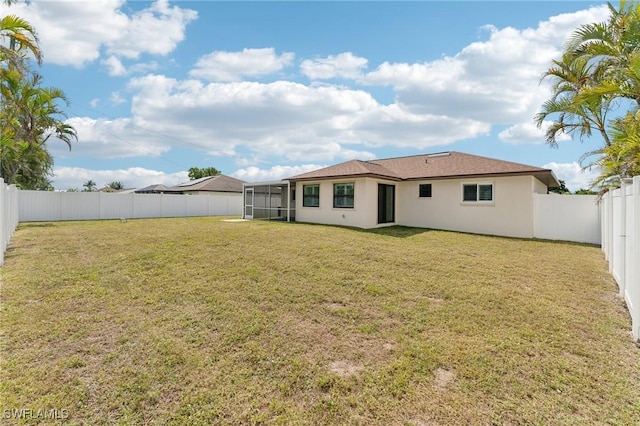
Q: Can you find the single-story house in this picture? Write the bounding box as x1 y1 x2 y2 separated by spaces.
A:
135 184 169 194
164 174 245 196
243 151 560 239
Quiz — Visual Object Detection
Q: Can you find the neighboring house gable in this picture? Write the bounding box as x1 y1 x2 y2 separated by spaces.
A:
164 175 245 195
135 184 169 194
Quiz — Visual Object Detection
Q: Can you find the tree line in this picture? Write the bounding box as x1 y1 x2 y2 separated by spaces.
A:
0 0 76 190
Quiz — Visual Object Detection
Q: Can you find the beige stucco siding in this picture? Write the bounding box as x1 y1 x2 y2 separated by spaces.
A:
295 175 547 237
532 176 548 194
295 178 396 229
396 175 539 238
295 178 365 228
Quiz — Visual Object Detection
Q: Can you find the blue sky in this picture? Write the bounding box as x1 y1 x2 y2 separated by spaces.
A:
1 1 616 191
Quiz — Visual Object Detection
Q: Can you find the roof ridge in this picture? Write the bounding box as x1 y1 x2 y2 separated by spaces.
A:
368 151 454 163
448 151 550 171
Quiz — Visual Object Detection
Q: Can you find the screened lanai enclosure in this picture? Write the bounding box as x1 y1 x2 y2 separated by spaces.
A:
242 181 295 222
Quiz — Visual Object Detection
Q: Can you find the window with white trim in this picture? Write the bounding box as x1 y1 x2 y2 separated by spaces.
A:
462 183 493 202
333 182 354 208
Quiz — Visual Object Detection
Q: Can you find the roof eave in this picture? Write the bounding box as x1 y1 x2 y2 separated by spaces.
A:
403 170 559 186
287 173 402 182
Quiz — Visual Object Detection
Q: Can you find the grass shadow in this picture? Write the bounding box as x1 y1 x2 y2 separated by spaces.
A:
285 221 433 238
18 222 56 229
354 225 433 238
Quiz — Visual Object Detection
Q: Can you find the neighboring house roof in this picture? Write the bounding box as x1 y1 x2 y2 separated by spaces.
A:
135 184 169 194
99 187 137 193
287 151 559 187
164 174 245 193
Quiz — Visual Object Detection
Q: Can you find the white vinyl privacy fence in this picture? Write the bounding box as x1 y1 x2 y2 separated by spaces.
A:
533 193 601 245
0 189 603 266
18 191 242 222
601 177 640 340
0 179 19 266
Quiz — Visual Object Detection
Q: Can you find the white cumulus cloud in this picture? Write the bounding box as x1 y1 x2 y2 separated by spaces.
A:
102 56 127 77
301 52 368 80
48 117 172 159
0 0 197 67
498 121 571 145
232 164 326 182
360 5 610 125
53 166 188 191
122 75 489 163
544 161 600 192
190 48 295 82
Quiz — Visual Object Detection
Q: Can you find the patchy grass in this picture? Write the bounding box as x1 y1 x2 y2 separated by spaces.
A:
1 218 639 425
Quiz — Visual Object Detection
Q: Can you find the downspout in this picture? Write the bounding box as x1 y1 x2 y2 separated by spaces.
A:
241 185 245 219
287 181 290 222
619 178 629 298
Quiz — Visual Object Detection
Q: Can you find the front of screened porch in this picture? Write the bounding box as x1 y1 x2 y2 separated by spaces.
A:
242 181 295 222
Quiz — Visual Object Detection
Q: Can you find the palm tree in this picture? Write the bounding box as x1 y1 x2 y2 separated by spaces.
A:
107 181 124 190
536 52 612 147
83 180 96 192
565 1 640 79
0 70 76 186
586 112 640 190
0 14 41 70
538 0 640 190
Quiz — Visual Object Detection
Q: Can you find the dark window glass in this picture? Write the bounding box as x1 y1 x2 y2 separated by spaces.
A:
463 184 478 202
302 184 319 207
419 184 432 198
463 183 493 202
479 184 493 201
333 183 354 208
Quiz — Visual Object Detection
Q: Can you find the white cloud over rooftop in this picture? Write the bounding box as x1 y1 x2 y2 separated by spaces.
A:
53 166 188 191
544 162 600 192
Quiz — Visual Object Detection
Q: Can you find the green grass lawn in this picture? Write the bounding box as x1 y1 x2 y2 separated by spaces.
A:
1 217 639 425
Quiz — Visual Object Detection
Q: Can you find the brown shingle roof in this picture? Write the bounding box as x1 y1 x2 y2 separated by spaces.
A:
165 174 245 193
287 151 559 186
288 159 402 181
135 184 169 193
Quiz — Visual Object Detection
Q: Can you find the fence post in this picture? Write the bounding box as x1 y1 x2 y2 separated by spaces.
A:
0 179 19 267
632 177 640 340
607 192 614 271
618 181 628 297
0 179 5 266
